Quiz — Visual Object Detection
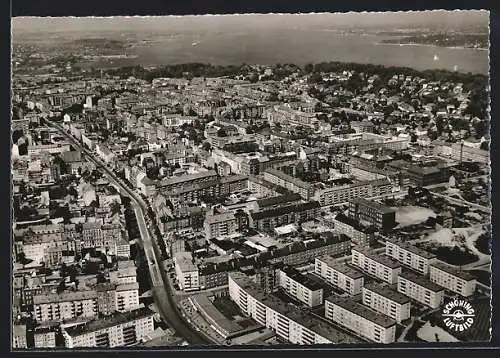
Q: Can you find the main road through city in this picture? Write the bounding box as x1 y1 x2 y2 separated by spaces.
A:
46 119 210 345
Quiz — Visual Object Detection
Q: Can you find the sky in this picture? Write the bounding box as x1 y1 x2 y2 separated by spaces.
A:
12 10 489 35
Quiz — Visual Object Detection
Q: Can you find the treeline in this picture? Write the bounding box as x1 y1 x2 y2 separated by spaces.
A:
382 33 488 49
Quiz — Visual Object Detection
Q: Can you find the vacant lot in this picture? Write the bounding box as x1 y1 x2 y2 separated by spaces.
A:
395 206 436 228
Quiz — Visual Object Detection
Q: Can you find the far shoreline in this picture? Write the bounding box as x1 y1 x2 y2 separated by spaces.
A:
375 42 488 51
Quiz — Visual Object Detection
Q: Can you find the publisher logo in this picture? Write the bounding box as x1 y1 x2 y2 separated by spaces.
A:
441 299 475 332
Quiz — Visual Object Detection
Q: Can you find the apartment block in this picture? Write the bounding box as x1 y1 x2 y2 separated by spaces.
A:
277 266 324 307
333 213 376 247
34 327 57 348
348 198 396 231
351 247 402 284
34 291 98 323
325 296 397 344
12 324 27 349
62 307 155 348
115 282 140 313
315 256 364 296
228 272 361 345
263 168 315 200
429 262 476 297
385 237 437 274
204 211 238 239
397 271 444 309
174 251 200 291
362 283 411 323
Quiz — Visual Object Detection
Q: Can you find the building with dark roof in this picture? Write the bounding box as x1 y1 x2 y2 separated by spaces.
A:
429 262 476 297
250 201 320 231
397 271 444 309
325 296 397 343
362 283 411 323
62 307 155 348
385 237 437 275
348 197 396 231
277 266 324 307
315 256 365 296
228 272 362 345
352 246 402 284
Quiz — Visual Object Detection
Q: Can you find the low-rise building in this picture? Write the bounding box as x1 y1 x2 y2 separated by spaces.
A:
385 237 437 275
397 271 444 309
277 266 324 307
315 256 364 296
362 283 411 323
351 247 402 284
325 296 397 344
429 262 476 297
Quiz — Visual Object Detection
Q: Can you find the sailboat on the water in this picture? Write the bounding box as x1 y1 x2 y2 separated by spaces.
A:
433 54 439 61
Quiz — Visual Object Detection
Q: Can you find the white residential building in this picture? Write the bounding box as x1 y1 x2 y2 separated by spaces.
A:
34 327 57 348
385 237 437 274
34 291 98 323
325 296 397 344
397 271 444 309
174 251 200 291
362 283 411 323
62 307 155 348
277 266 324 307
115 282 140 313
315 256 364 296
429 262 476 297
351 247 402 284
228 272 361 345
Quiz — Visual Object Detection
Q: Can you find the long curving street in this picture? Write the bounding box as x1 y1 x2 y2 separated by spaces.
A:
45 119 210 345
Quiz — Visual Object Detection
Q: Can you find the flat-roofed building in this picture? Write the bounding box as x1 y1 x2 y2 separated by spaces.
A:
34 291 98 323
315 256 364 296
325 296 397 344
12 323 27 349
62 307 155 348
34 326 57 348
348 198 396 231
204 211 238 240
263 168 315 200
385 237 437 275
429 262 476 297
228 272 362 345
277 266 324 307
333 213 376 247
351 247 402 284
115 282 140 313
173 251 199 291
397 271 444 309
362 283 411 323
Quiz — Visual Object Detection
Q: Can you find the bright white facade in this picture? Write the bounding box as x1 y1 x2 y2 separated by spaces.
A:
351 247 402 284
362 284 411 323
315 256 364 296
325 296 397 344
